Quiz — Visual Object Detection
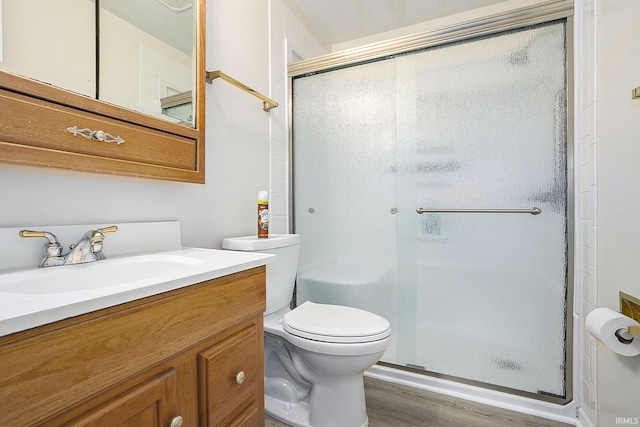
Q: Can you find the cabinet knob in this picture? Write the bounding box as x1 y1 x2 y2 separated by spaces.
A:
169 416 183 427
235 371 245 385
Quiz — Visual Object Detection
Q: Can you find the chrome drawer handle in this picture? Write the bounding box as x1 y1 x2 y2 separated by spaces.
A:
235 371 245 385
67 126 125 145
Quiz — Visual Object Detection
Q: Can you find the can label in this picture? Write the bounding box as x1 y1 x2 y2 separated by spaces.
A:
258 203 269 238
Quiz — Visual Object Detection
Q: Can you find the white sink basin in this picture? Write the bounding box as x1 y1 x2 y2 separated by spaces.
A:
0 254 206 294
0 248 274 337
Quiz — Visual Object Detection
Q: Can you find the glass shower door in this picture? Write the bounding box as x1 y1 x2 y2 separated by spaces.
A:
292 20 569 399
395 22 568 397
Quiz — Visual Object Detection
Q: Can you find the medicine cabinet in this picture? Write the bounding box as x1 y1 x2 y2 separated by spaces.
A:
0 0 206 183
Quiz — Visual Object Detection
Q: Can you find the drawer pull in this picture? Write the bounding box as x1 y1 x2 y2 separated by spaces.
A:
67 126 125 145
169 416 183 427
235 371 245 385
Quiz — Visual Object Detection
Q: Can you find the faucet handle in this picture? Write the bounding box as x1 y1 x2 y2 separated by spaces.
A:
19 230 43 238
90 226 117 246
19 230 63 260
19 230 56 241
89 226 117 261
97 226 118 234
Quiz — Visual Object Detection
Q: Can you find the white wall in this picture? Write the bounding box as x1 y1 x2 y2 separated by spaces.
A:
592 1 640 425
0 0 271 251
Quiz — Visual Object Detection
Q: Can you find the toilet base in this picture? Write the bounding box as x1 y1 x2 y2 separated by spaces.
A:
263 306 388 427
265 394 368 427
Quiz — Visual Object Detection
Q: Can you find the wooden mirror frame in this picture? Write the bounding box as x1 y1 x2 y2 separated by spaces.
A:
0 1 206 184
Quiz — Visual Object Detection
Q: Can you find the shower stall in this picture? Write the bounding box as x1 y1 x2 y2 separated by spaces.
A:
290 11 573 405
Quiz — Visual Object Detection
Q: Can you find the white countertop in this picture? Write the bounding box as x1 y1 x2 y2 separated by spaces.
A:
0 247 274 337
0 221 275 337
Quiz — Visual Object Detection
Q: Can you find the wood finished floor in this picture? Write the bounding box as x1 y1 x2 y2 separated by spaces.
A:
265 377 572 427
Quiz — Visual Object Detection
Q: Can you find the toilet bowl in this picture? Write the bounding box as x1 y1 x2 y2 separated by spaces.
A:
222 234 391 427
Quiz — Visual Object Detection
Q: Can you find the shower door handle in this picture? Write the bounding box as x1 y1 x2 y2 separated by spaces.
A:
416 207 542 215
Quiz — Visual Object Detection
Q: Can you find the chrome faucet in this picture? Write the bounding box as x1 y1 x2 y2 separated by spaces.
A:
19 226 118 267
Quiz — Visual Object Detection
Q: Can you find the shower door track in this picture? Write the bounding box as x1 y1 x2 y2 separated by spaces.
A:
376 361 569 405
288 1 573 78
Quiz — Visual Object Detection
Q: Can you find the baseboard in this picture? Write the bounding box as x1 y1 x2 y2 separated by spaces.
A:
577 408 595 427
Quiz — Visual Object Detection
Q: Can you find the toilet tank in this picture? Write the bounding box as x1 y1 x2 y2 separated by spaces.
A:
222 234 300 315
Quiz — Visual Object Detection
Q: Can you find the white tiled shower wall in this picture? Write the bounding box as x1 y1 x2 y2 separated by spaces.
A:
268 0 329 234
577 0 597 426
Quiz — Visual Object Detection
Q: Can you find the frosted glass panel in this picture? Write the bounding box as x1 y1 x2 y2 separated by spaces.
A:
293 21 568 399
396 22 567 397
293 60 400 357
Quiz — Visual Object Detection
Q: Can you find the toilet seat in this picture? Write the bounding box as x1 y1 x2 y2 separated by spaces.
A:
283 301 391 343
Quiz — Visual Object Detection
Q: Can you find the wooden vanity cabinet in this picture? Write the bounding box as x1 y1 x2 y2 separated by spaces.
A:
0 267 266 427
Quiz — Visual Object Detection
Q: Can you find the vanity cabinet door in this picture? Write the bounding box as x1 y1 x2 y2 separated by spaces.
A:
66 369 180 427
199 322 261 426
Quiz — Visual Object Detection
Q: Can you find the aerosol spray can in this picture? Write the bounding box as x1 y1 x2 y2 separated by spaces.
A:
258 191 269 239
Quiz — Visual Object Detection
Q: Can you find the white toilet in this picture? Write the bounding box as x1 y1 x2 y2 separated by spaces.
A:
222 234 391 427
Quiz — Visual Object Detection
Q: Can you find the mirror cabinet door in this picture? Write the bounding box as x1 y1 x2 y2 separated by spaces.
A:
0 0 95 97
99 0 196 127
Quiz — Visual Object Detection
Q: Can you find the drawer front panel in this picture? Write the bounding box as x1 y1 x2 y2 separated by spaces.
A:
199 324 260 426
0 89 196 170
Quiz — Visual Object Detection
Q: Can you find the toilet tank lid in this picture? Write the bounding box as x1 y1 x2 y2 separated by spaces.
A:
222 234 301 251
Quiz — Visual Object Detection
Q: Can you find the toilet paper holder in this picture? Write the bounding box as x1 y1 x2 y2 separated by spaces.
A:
615 325 640 344
619 291 640 343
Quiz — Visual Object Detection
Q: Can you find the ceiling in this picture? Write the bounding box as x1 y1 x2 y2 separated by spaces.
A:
291 0 511 45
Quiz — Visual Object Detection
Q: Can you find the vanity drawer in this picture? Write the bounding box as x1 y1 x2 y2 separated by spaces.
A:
199 323 261 426
0 88 196 171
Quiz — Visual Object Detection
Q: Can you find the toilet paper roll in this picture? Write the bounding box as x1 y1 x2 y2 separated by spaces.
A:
586 307 640 357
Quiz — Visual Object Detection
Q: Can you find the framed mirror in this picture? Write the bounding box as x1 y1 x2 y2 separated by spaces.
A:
0 0 205 183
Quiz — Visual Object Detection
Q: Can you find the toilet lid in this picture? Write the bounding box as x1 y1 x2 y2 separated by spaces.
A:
283 301 391 343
